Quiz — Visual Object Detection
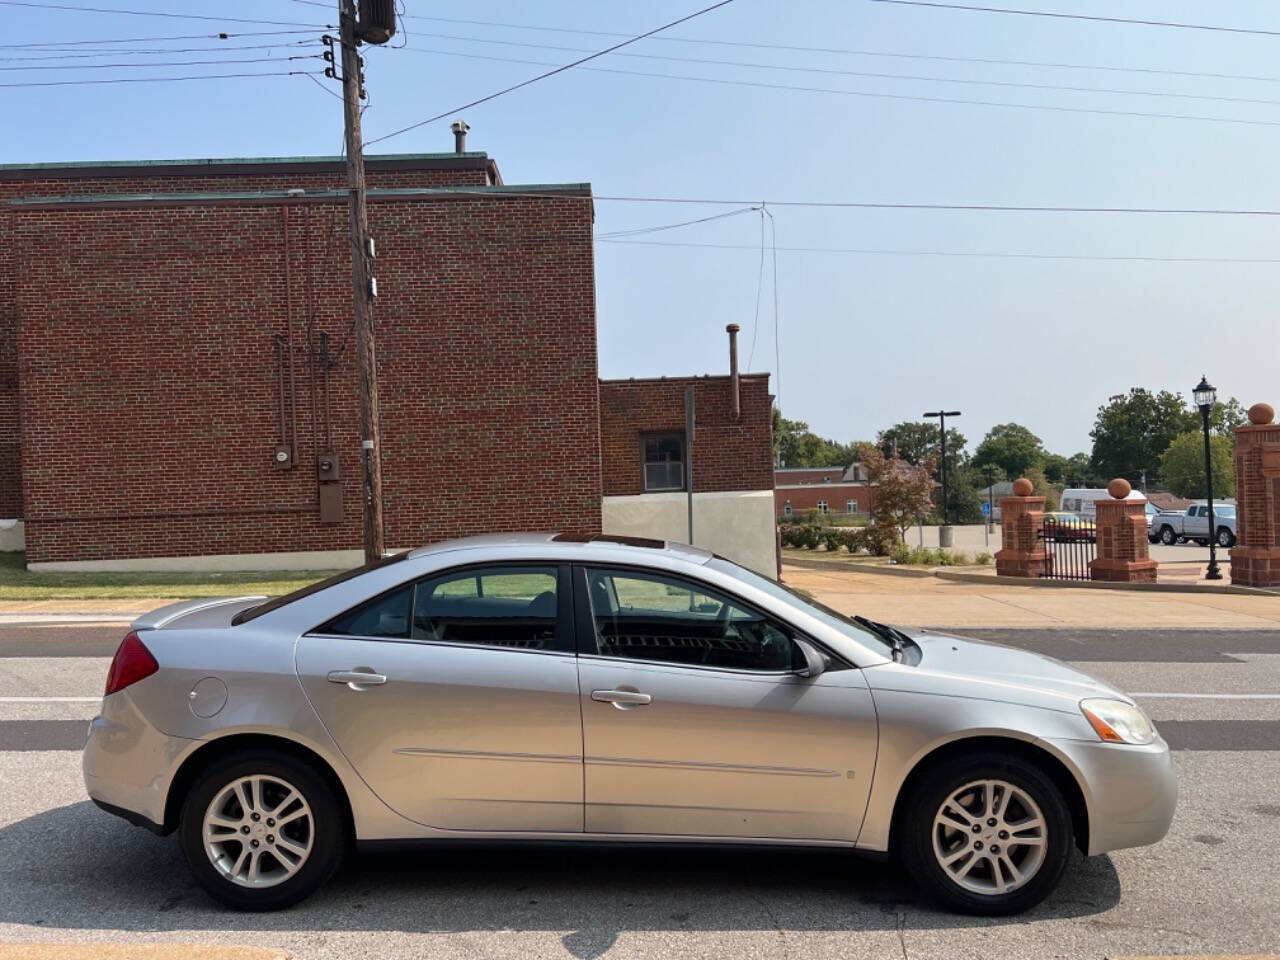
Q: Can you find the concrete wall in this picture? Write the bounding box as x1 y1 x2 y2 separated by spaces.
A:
0 519 21 553
602 489 777 578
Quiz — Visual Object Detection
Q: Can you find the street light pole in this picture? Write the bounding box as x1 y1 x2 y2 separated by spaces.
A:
1193 375 1223 581
923 409 961 529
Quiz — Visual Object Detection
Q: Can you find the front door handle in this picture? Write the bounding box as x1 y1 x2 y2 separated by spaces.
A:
327 669 387 689
591 689 652 709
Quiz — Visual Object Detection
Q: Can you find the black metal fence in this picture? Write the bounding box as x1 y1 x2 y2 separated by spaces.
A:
1040 515 1096 581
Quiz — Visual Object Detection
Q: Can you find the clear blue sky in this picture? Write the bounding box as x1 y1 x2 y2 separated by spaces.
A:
6 0 1280 457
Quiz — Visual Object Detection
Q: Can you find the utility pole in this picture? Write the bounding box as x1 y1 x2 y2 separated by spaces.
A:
336 0 385 562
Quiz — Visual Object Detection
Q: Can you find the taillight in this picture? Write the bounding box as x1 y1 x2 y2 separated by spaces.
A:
104 631 159 696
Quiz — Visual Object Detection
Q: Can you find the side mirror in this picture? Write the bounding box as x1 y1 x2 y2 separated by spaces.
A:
794 637 829 680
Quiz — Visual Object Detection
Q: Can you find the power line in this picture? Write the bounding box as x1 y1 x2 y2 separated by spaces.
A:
596 238 1280 263
595 205 758 239
366 0 739 145
407 28 1280 87
0 0 326 28
2 41 315 61
864 0 1280 37
389 48 1280 130
746 208 765 372
400 43 1280 110
1 54 319 71
0 29 322 49
0 68 321 87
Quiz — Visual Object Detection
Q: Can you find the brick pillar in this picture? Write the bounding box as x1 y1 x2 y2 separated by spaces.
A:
1230 402 1280 587
1089 478 1158 583
995 477 1048 577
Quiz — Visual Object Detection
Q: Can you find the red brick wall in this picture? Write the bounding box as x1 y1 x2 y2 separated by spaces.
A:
598 375 773 497
775 468 846 485
776 484 873 517
10 186 600 562
0 155 495 521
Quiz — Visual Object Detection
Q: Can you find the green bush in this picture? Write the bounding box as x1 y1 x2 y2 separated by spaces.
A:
975 551 993 566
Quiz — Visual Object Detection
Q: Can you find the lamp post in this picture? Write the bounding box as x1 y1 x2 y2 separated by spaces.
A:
1193 375 1223 581
923 409 961 547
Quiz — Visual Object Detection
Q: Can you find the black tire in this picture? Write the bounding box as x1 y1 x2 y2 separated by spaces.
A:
898 752 1073 916
1159 526 1177 546
1217 528 1235 548
179 749 346 911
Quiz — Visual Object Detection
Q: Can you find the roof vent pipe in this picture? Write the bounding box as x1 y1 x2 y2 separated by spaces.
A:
451 119 470 153
726 323 740 421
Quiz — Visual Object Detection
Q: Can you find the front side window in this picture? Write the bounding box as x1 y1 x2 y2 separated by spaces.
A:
642 433 685 492
583 567 799 672
414 566 560 649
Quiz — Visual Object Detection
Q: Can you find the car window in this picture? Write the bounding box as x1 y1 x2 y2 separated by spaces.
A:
412 566 560 650
318 584 413 639
583 567 800 672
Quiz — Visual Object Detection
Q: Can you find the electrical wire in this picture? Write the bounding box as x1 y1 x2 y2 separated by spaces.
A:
596 238 1280 263
383 47 1280 130
304 71 344 101
865 0 1280 37
746 207 765 372
0 68 322 87
398 43 1280 110
594 205 758 239
0 1 326 27
365 0 738 145
0 29 322 49
1 54 319 70
2 41 315 61
766 207 780 412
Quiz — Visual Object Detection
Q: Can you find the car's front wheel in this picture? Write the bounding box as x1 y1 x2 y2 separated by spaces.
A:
899 752 1073 915
179 749 346 910
1217 528 1235 548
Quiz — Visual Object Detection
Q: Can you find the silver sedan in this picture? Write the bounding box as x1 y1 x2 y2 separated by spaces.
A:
83 534 1176 914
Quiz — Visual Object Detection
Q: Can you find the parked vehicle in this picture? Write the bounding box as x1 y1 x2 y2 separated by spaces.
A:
1060 487 1147 520
84 534 1176 916
1150 503 1236 547
1042 512 1096 542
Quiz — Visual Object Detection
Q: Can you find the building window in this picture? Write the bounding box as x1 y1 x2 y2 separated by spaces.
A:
817 500 829 515
642 433 685 492
847 500 858 514
783 501 792 516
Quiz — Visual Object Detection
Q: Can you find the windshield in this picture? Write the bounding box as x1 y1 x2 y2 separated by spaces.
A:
706 557 895 657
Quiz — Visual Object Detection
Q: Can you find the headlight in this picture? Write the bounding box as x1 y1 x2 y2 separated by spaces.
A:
1080 698 1156 745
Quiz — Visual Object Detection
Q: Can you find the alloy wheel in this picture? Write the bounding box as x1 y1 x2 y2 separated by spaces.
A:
931 779 1048 896
202 774 314 888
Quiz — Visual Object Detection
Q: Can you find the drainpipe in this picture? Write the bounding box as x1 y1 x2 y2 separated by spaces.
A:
726 323 741 421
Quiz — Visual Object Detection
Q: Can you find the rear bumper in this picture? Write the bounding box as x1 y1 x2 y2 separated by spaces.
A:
82 692 193 833
1047 735 1177 856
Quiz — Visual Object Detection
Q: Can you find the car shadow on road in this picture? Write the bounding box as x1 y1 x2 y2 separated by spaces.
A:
1 802 1121 958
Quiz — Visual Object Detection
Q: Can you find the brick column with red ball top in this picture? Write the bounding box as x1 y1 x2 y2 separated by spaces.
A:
1230 402 1280 587
995 477 1048 578
1089 478 1158 583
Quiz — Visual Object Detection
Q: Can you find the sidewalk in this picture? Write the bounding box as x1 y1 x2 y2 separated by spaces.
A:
783 563 1280 629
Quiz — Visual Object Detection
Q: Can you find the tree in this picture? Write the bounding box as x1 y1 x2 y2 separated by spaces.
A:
972 423 1046 480
772 409 859 467
1210 397 1247 436
862 446 935 544
876 421 965 468
1158 431 1235 499
941 463 985 524
1089 389 1197 486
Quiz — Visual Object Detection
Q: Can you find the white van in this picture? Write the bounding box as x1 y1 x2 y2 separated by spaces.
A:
1060 487 1153 520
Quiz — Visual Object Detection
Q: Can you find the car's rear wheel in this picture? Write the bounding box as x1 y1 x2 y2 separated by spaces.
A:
179 749 345 910
899 752 1073 915
1159 526 1177 545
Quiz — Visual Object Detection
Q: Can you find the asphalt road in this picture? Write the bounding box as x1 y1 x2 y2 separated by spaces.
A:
0 621 1277 960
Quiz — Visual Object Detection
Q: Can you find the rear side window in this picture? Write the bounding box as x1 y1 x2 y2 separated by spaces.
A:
413 566 560 650
232 551 410 625
318 585 413 638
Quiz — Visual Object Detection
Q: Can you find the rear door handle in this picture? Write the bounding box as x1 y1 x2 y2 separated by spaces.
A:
327 669 387 688
591 689 652 708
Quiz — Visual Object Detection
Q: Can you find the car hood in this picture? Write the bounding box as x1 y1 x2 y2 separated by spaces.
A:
885 630 1131 706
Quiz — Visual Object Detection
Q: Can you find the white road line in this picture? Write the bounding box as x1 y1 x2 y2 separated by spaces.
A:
1132 692 1280 700
0 697 100 703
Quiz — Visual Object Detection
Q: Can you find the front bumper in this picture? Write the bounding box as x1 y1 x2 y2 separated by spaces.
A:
82 691 193 833
1047 735 1177 856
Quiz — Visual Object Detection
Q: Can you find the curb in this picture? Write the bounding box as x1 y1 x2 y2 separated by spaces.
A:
783 557 934 578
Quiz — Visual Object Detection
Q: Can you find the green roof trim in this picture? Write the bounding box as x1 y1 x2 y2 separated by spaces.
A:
8 183 593 208
0 152 490 174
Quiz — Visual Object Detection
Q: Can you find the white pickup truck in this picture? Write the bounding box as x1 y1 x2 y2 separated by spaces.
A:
1150 503 1237 548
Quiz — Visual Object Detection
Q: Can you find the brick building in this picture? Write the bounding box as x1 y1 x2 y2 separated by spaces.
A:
1 148 776 574
774 464 873 519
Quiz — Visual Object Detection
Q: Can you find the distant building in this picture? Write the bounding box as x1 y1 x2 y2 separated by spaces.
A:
775 464 873 519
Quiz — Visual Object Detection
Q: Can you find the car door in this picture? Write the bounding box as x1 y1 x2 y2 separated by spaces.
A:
296 562 584 833
1185 506 1205 538
574 564 878 842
